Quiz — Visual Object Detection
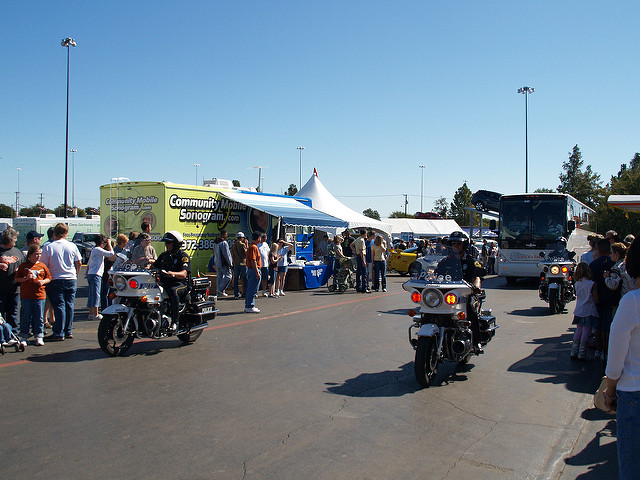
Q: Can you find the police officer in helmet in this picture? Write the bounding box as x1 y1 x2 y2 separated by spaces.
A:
441 231 485 352
151 230 191 329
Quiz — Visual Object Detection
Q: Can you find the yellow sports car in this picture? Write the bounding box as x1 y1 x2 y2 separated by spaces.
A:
387 246 419 276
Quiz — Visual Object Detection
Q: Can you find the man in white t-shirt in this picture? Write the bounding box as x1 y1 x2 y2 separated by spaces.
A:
40 223 82 341
258 234 270 297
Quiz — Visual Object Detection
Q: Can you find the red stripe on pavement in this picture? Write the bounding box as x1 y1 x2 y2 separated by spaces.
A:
0 291 402 370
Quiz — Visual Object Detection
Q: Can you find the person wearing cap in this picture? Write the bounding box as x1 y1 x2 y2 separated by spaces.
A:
20 230 44 256
231 232 248 299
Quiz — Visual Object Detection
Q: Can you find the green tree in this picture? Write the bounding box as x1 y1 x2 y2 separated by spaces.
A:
388 210 409 218
433 197 449 218
284 184 298 196
449 182 473 225
558 145 603 208
54 204 73 217
0 203 15 218
534 187 555 193
362 208 380 220
232 179 241 187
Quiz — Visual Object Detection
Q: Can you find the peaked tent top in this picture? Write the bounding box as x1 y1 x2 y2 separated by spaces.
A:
295 170 392 236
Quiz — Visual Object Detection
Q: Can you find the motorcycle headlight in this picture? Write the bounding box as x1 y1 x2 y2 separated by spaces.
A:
550 265 560 275
422 288 442 308
114 275 127 291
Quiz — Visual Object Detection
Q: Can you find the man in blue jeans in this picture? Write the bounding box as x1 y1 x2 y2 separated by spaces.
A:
244 231 263 313
40 223 82 341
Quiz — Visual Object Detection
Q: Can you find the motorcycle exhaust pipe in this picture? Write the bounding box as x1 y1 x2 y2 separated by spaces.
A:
176 322 209 336
451 338 471 356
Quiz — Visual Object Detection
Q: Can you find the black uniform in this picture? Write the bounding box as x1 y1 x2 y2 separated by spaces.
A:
152 248 191 326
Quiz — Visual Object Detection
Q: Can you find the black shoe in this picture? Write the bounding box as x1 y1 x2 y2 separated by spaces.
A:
44 335 64 342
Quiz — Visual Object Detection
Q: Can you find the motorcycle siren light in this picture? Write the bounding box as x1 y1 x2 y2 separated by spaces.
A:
445 292 458 305
411 291 422 303
561 265 569 274
128 279 139 289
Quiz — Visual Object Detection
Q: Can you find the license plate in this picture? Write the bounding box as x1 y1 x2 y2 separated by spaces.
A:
201 307 213 313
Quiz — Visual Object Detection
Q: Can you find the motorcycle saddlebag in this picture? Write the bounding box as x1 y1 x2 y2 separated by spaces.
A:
479 314 497 343
181 300 217 325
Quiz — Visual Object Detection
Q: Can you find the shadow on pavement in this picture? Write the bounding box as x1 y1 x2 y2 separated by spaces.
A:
326 360 477 397
508 333 605 395
325 362 421 397
27 348 104 363
508 306 550 317
564 415 618 479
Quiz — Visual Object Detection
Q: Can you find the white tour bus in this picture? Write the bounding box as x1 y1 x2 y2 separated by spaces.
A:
497 193 594 284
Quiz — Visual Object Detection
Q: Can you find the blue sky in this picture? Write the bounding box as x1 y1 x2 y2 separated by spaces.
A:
2 1 638 217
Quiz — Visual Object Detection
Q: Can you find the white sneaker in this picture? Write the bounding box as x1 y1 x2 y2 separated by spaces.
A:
96 313 103 320
36 338 44 346
244 307 260 313
20 340 28 348
263 291 269 297
219 291 229 297
6 339 17 347
279 290 285 296
273 291 279 297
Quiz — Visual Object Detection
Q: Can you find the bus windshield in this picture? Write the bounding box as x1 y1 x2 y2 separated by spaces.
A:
499 196 567 249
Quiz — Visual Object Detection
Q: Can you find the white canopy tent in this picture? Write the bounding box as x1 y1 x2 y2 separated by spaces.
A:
295 171 392 236
382 218 462 238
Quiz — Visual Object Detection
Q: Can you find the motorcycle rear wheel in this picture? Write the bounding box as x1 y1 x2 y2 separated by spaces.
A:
98 313 134 357
178 329 203 344
415 336 439 388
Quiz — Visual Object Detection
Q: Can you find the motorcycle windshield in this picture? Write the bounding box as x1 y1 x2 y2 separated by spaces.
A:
424 247 464 283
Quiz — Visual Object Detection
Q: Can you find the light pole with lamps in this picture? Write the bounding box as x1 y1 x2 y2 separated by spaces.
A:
61 37 76 218
194 163 200 185
297 146 305 190
419 165 425 213
517 86 534 193
70 149 77 215
16 167 22 217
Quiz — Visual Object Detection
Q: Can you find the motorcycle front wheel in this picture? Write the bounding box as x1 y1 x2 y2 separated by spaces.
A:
98 313 134 357
177 329 203 344
415 336 439 388
549 289 559 314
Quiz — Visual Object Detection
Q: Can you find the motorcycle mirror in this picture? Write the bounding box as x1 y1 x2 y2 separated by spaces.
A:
567 220 576 232
539 251 546 258
489 219 497 230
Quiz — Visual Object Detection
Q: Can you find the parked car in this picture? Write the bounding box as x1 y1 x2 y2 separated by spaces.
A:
72 232 102 264
387 246 419 276
471 190 502 212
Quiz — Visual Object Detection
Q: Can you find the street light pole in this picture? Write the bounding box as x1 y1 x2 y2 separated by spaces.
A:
517 86 534 193
61 37 76 219
249 166 267 192
194 163 200 185
70 149 77 215
419 165 425 213
16 167 22 217
297 146 305 190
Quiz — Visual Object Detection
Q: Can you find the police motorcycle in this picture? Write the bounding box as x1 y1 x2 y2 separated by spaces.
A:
537 239 576 315
97 233 217 357
403 245 498 387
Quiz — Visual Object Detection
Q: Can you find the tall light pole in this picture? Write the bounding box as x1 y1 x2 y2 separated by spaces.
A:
194 163 200 185
419 165 425 213
16 167 22 217
249 166 267 192
61 37 76 218
70 149 77 215
297 146 305 190
518 86 534 193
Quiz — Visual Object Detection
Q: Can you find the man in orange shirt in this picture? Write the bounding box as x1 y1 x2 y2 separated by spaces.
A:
244 231 263 313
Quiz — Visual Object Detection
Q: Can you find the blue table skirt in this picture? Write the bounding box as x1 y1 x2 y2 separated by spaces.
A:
301 264 332 288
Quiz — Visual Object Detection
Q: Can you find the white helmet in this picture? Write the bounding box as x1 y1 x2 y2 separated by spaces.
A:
161 230 183 246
